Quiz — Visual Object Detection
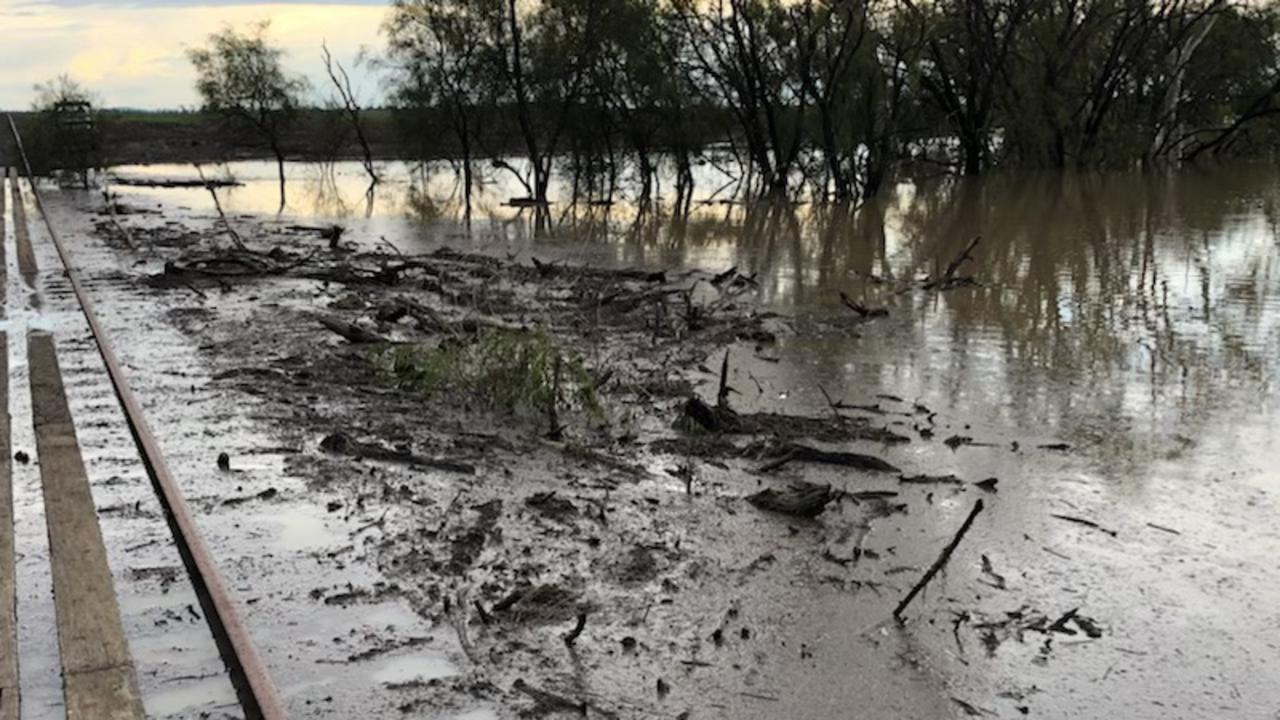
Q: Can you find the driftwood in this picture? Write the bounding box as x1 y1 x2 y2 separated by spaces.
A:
839 291 889 318
377 297 455 335
109 175 241 188
194 164 245 249
512 679 587 715
893 499 985 620
562 611 588 645
757 443 899 474
286 223 346 246
678 397 741 433
923 236 981 291
899 473 964 485
319 431 475 474
747 481 833 518
318 315 388 344
1051 514 1117 537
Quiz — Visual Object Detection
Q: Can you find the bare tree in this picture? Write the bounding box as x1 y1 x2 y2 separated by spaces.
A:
321 42 379 186
387 0 493 221
672 0 816 195
909 0 1034 175
188 22 308 211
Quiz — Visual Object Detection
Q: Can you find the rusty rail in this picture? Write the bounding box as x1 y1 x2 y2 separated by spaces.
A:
5 115 287 720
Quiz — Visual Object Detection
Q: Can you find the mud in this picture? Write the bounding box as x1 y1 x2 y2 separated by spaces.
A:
23 160 1280 720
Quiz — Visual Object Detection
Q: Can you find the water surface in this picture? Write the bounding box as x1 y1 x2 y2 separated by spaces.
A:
104 159 1280 718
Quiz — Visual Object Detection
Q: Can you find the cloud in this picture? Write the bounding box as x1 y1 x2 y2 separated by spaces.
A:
0 1 389 109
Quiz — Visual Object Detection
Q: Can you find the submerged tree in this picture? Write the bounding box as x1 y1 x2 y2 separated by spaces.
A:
322 42 379 187
671 0 816 195
386 0 492 220
382 0 1280 208
188 22 308 211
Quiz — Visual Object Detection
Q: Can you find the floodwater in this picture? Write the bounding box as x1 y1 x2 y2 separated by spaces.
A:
108 158 1280 459
93 159 1280 718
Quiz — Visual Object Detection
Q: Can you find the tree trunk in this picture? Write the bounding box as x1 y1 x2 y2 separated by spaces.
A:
459 116 473 228
961 137 983 176
272 140 287 212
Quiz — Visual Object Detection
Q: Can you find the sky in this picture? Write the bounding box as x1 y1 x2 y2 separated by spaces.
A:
0 0 391 110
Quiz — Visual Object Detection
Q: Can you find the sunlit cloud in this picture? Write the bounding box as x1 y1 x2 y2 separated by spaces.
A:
0 1 389 109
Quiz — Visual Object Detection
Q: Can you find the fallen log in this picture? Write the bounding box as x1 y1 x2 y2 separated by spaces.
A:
757 443 899 474
839 291 889 318
747 481 833 518
318 315 388 344
108 174 241 188
899 473 964 485
378 297 455 335
319 431 475 474
893 499 985 620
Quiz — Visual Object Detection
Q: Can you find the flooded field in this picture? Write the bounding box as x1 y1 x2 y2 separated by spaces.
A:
33 158 1280 718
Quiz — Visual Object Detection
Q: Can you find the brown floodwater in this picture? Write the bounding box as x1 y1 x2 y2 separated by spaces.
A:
99 159 1280 718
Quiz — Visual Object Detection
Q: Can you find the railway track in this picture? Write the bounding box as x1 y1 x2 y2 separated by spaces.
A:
1 118 284 719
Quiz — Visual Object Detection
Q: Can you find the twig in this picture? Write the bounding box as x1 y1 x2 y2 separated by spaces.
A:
1051 514 1117 537
816 384 843 422
194 163 245 249
563 611 588 646
379 235 404 256
942 236 980 281
353 509 388 535
894 499 985 620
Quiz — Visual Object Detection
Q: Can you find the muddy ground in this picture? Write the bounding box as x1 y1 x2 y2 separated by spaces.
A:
30 178 1280 720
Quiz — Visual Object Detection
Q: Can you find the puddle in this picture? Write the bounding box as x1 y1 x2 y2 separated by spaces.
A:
371 652 459 685
272 505 343 551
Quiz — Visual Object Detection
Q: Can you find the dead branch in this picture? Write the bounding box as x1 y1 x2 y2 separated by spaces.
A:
1051 514 1117 537
893 499 985 620
839 291 888 318
942 236 981 281
194 163 245 249
921 236 981 291
757 443 899 474
717 349 732 407
562 611 588 646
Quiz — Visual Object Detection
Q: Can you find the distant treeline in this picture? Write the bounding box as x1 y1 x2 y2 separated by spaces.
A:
14 0 1280 208
383 0 1280 203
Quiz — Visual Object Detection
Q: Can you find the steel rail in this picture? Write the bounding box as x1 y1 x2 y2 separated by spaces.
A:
6 115 287 720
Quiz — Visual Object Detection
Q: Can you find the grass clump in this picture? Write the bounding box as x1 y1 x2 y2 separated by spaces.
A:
374 328 601 423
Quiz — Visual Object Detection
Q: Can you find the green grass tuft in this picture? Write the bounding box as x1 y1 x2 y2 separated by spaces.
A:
373 328 601 422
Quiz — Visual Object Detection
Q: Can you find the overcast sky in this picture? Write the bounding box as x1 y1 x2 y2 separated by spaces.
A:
0 0 390 110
